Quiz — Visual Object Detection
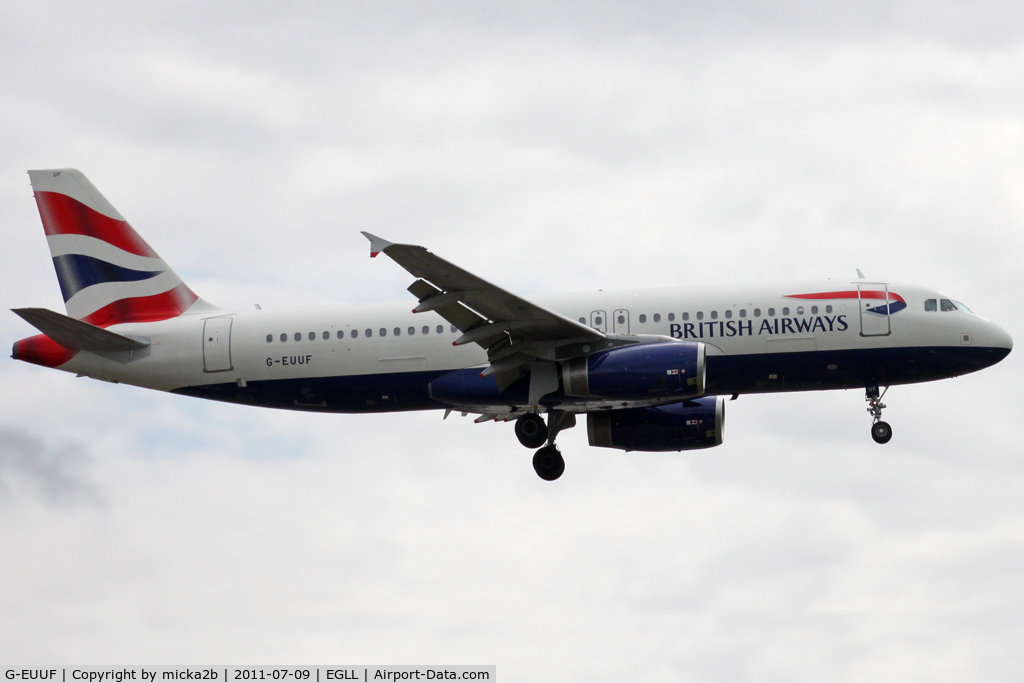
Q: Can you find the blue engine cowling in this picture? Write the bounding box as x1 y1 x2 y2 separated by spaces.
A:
563 341 706 400
587 396 725 452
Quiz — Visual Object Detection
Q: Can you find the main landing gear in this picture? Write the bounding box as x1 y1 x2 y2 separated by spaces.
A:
516 411 575 481
533 445 564 481
866 385 892 444
514 413 548 449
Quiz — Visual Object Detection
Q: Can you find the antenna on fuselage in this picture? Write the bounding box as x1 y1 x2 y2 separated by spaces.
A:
856 268 865 279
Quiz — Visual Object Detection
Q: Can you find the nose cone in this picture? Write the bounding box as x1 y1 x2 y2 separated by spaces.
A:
988 322 1013 351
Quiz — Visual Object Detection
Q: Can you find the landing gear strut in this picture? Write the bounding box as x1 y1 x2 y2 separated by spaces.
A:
866 385 892 444
530 410 575 481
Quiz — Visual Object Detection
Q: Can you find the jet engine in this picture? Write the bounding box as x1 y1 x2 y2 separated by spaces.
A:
587 396 725 452
563 341 706 400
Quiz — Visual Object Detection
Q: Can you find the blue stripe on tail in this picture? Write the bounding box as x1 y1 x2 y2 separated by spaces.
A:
52 254 165 302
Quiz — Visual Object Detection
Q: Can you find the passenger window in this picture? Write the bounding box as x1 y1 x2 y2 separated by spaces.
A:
308 332 316 341
266 334 272 343
811 306 818 314
351 330 358 339
796 306 804 315
337 330 345 339
322 331 329 340
739 310 746 318
394 327 401 336
710 311 718 320
423 326 430 334
654 313 661 323
725 310 732 319
408 326 415 335
451 325 457 333
768 308 775 316
682 312 689 321
294 332 301 342
639 314 647 323
825 305 833 314
940 299 956 312
696 312 704 320
595 316 603 326
924 299 937 312
782 307 790 316
579 317 585 324
379 328 387 337
280 333 287 342
668 313 675 322
436 325 444 334
753 309 760 317
365 329 373 337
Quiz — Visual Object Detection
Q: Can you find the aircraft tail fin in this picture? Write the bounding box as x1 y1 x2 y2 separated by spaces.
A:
27 169 214 327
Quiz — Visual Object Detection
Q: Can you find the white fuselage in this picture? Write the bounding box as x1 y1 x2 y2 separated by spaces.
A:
44 280 1011 414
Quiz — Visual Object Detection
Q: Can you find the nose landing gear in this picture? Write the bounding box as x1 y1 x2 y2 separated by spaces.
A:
866 385 892 444
526 410 575 481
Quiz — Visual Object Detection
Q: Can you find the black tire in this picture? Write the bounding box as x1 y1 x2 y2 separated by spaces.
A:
515 413 548 449
532 445 565 481
871 421 893 444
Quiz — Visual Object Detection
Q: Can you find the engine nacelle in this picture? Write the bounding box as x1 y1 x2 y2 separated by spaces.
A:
587 396 725 452
563 341 706 401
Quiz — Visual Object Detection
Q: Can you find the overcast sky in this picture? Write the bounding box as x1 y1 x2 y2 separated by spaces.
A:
1 2 1023 680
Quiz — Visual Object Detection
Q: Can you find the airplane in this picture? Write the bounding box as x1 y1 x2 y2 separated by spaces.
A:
10 169 1013 480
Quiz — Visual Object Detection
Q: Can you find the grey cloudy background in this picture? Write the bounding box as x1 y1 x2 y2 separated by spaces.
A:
1 1 1023 679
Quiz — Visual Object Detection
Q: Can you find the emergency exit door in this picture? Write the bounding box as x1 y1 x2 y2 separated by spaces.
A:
613 309 630 334
202 316 233 372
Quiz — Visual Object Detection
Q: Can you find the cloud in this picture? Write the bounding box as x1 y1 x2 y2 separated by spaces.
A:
0 428 99 505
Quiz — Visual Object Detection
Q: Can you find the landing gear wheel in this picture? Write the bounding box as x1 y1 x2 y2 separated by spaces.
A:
532 445 565 481
515 413 548 448
871 421 893 444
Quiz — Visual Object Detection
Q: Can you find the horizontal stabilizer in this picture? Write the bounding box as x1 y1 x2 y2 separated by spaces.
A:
12 307 150 352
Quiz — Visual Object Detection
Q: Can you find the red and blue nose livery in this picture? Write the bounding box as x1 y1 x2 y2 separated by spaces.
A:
786 290 908 316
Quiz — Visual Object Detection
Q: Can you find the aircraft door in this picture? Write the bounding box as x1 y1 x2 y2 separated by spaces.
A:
858 283 891 337
590 310 607 333
203 316 234 372
613 309 630 334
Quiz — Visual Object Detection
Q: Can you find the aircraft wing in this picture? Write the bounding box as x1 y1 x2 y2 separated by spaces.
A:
362 232 605 382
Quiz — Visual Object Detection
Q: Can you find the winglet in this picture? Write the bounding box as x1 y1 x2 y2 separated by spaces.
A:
361 231 394 258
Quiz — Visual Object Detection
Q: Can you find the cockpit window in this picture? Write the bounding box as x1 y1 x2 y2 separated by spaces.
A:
953 301 973 314
940 299 957 312
924 299 937 312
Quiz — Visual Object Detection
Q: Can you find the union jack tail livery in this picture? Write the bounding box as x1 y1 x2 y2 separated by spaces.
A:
28 169 212 327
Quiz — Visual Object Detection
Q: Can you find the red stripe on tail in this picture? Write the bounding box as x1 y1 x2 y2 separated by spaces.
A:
81 282 199 328
35 191 158 258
